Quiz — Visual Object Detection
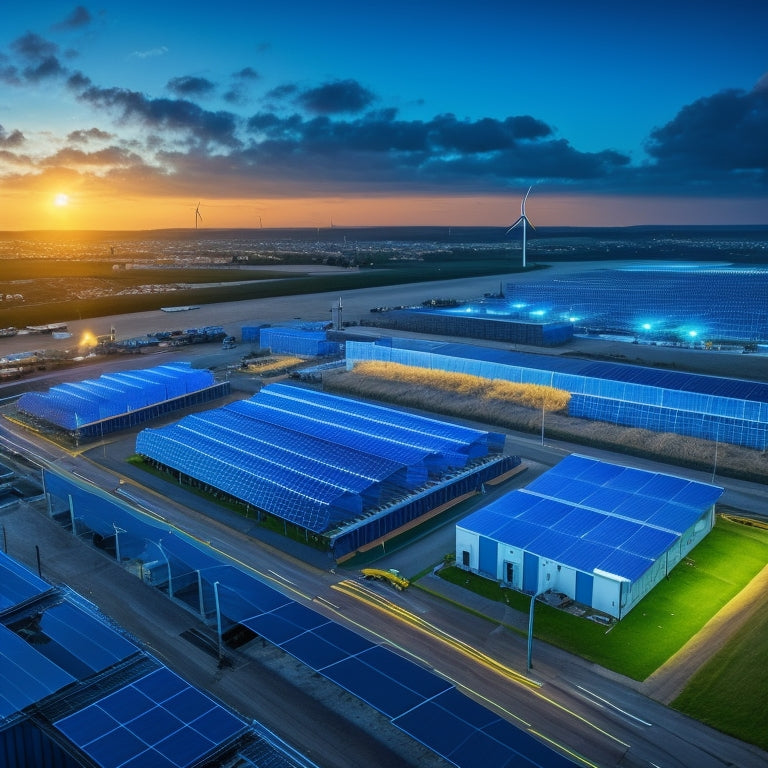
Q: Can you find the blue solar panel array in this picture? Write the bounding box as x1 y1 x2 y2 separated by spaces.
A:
346 338 768 449
54 667 246 768
0 550 50 611
136 383 504 533
17 363 216 429
460 455 723 583
200 563 575 768
0 551 138 722
504 266 768 343
38 469 577 767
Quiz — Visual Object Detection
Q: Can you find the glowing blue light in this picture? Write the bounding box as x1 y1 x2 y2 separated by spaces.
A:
531 310 546 317
688 330 698 338
642 323 652 331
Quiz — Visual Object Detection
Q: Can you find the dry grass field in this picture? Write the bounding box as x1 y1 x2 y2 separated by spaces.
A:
324 365 768 484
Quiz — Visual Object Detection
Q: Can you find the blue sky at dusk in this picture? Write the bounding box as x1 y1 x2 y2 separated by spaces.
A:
0 1 766 229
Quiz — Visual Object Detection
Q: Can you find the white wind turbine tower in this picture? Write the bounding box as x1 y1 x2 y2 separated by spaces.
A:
195 202 203 230
507 186 535 268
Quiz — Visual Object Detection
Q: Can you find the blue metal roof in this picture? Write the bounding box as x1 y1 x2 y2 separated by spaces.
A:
461 455 723 583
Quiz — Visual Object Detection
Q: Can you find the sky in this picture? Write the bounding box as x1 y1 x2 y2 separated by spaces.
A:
0 0 766 230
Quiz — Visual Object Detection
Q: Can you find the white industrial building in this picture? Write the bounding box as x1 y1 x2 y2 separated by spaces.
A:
456 455 723 619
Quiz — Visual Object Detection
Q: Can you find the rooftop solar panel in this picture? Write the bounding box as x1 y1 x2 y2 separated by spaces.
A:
0 551 49 609
323 655 425 719
585 517 643 547
0 625 76 717
463 455 722 583
55 667 246 768
598 550 654 582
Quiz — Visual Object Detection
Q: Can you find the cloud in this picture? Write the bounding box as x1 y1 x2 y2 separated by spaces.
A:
167 75 216 97
233 67 259 81
75 83 240 147
53 6 92 31
0 125 25 148
129 46 169 60
645 86 768 187
41 145 143 168
297 79 376 114
9 32 65 82
67 127 113 143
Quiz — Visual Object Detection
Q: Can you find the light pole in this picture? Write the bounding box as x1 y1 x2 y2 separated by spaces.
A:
527 561 548 670
148 538 173 598
213 580 223 662
112 523 126 563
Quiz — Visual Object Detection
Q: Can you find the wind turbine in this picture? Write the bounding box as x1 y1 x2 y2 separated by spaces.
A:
507 186 535 269
195 202 203 230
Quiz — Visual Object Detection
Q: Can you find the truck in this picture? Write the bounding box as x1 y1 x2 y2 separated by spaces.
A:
361 568 410 591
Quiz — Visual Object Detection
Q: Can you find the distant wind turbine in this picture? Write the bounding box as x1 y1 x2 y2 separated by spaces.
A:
507 186 535 269
195 202 203 230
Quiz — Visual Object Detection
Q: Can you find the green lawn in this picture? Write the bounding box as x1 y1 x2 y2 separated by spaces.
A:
434 518 768 682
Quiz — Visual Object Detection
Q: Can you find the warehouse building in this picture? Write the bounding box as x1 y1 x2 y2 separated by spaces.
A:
366 306 573 346
456 455 723 619
346 338 768 449
16 363 229 441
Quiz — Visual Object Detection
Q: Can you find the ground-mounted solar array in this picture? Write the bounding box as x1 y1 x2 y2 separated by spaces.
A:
16 362 227 437
457 455 722 617
136 383 507 537
504 265 768 343
183 562 577 768
346 338 768 449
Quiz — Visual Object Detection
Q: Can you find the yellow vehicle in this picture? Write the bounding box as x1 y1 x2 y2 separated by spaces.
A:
361 568 410 591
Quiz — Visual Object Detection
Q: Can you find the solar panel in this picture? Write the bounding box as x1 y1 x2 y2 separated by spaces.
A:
0 625 76 718
55 667 246 768
0 551 49 609
463 455 722 584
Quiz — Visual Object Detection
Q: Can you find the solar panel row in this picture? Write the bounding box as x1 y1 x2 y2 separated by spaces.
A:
346 339 768 449
54 668 246 768
17 363 216 430
136 383 502 534
206 563 575 768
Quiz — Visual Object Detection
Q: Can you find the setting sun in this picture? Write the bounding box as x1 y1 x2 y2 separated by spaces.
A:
54 193 69 207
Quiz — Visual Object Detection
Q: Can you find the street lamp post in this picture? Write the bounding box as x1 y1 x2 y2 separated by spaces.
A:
527 561 548 670
112 523 126 564
213 580 223 662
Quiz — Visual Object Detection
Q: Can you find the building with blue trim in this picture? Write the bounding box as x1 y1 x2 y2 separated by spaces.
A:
456 455 723 619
